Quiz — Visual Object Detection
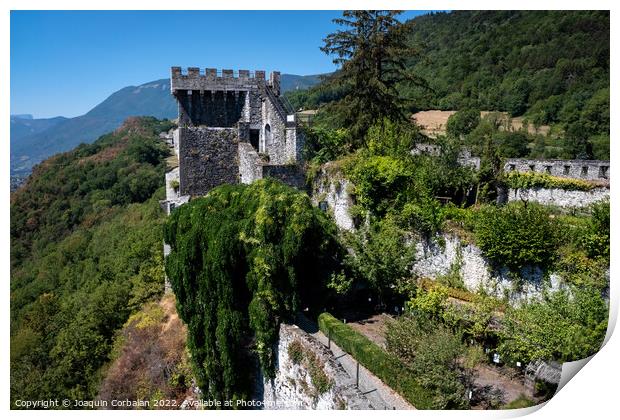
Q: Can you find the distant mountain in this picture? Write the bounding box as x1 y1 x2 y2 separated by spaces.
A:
280 73 328 92
10 74 321 175
11 115 68 146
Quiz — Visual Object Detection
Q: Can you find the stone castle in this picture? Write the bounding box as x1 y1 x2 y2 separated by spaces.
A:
161 67 305 214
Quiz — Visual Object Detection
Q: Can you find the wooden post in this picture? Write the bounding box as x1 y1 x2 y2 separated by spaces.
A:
328 329 331 350
356 362 360 388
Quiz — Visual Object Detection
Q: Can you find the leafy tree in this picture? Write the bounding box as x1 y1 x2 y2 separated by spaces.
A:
344 217 415 303
302 125 350 163
495 131 529 158
163 179 342 402
446 109 480 138
321 10 423 142
474 202 558 269
498 288 608 363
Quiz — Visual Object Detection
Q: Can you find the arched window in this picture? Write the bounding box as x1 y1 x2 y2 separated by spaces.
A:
264 123 272 147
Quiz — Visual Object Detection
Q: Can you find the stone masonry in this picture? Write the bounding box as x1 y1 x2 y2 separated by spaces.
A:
503 158 610 182
168 67 304 201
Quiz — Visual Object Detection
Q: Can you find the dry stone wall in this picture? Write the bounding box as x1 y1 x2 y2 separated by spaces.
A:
178 127 238 196
412 234 563 304
506 187 609 207
261 324 372 410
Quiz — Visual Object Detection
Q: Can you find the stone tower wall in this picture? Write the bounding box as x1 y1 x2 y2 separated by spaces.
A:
178 127 239 196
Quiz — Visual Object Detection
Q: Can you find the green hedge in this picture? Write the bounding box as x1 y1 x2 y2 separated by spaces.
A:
503 171 596 191
317 312 435 409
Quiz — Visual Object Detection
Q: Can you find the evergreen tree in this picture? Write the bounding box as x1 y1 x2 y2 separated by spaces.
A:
320 10 424 143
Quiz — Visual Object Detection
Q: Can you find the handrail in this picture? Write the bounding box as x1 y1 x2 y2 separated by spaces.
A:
263 85 289 122
279 94 296 114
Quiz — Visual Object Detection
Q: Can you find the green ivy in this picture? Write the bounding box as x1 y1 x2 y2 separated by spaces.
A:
164 179 342 402
503 171 597 191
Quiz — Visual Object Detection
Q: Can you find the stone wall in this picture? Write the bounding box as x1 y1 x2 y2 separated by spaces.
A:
263 165 307 191
178 127 238 196
412 234 562 304
312 165 355 231
239 142 264 185
175 90 246 127
171 67 271 92
261 324 372 409
505 187 609 207
504 158 610 181
262 93 288 164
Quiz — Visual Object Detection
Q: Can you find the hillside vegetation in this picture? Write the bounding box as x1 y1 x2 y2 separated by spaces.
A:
288 10 609 159
10 117 173 405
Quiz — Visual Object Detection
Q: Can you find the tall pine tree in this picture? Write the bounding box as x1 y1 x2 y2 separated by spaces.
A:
321 11 424 143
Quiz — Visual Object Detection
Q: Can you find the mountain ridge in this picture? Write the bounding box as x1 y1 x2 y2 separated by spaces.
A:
11 73 323 175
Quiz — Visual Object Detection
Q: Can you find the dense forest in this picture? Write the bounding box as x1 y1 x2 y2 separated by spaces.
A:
10 117 173 404
287 10 609 159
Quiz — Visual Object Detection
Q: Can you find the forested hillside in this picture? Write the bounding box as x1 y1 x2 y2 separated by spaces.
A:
287 11 609 158
10 117 173 404
405 11 609 130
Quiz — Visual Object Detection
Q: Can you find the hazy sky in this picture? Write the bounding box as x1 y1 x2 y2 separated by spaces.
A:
11 10 431 118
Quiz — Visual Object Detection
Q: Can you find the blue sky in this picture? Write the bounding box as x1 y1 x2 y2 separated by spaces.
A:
11 10 432 118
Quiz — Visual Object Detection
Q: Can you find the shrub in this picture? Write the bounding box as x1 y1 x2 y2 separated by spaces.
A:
344 217 415 300
474 202 558 269
446 109 480 138
345 154 411 216
385 314 473 409
582 199 610 260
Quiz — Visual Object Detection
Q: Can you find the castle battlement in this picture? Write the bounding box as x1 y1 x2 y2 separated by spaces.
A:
171 67 280 94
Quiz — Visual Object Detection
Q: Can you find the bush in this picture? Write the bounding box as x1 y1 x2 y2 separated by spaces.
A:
474 202 558 269
317 312 435 409
385 314 473 409
345 154 411 216
582 199 610 260
446 109 480 138
344 217 415 300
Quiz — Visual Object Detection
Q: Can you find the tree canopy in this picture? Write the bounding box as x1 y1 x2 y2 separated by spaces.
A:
320 10 423 142
163 179 342 403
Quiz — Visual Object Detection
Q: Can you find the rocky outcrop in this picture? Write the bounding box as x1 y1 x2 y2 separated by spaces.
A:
311 163 355 231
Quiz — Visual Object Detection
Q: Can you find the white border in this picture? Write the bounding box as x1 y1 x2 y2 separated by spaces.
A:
2 2 617 420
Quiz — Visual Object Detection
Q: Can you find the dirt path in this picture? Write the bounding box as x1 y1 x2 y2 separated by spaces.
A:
471 364 531 407
348 314 392 349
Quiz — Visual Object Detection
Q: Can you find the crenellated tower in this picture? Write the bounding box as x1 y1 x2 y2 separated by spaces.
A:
161 67 305 213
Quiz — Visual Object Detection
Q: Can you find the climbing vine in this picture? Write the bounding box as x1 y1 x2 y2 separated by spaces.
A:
163 179 342 403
